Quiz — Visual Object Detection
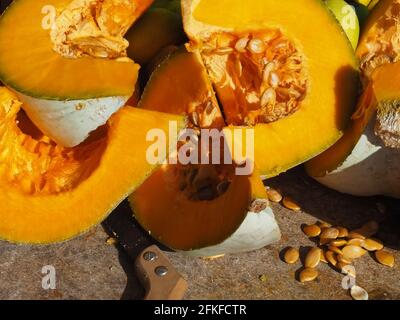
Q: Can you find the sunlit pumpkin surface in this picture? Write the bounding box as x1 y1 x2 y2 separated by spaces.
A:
0 87 185 243
306 61 400 176
0 0 141 99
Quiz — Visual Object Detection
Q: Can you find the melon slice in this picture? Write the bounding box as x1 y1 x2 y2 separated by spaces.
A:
182 0 360 177
0 86 185 243
0 0 152 147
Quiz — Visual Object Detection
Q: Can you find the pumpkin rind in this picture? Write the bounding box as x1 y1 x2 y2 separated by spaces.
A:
0 87 186 243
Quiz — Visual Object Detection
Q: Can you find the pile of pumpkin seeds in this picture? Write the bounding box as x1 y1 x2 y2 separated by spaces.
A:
282 220 396 300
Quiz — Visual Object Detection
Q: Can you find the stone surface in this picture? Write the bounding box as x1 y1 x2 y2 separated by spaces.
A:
0 168 399 300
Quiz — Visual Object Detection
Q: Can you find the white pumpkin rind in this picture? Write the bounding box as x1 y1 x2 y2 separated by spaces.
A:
15 90 129 147
181 206 281 257
315 118 400 198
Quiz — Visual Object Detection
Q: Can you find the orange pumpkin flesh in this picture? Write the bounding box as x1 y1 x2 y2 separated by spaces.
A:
0 87 185 243
0 0 153 99
183 0 359 177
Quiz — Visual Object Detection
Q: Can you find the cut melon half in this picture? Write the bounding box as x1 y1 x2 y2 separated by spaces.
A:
0 86 185 243
0 0 153 147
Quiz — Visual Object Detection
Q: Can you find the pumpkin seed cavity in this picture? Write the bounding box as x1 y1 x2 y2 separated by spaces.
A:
198 30 308 126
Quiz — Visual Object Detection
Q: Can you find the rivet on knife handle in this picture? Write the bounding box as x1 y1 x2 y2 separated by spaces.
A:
135 245 188 300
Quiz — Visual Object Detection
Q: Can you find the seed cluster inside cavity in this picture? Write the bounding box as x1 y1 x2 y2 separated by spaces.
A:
200 29 308 125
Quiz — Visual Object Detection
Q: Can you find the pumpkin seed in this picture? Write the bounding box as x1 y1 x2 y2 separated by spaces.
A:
337 254 352 265
305 247 321 268
284 247 300 264
248 38 265 54
347 238 365 246
302 224 321 238
202 254 225 261
282 196 301 212
266 187 282 203
299 268 318 283
375 250 395 267
317 221 332 229
360 220 379 237
319 238 331 245
337 227 349 238
350 285 369 300
320 250 328 263
320 227 339 240
342 245 367 260
328 245 343 255
261 88 277 108
269 72 280 88
106 237 118 245
326 251 337 266
339 264 356 278
330 239 347 247
348 231 366 240
262 62 276 83
362 238 384 252
235 37 249 52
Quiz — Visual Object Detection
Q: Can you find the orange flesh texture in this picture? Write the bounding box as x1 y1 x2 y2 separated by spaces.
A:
131 165 267 250
0 87 185 243
139 48 224 128
306 62 400 177
0 0 143 99
184 0 359 178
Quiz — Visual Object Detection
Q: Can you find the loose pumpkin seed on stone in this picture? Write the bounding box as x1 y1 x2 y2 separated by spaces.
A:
351 285 369 300
337 254 352 265
305 247 321 268
320 227 339 239
302 224 321 237
330 239 347 247
299 268 318 283
328 245 343 255
282 196 301 212
347 238 365 246
375 250 395 267
284 247 300 264
342 245 367 260
266 187 282 203
362 238 384 252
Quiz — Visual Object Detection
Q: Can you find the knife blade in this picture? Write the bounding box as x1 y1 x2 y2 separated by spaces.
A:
102 200 188 300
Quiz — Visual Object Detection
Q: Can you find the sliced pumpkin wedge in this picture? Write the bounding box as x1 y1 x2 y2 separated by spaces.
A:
0 0 151 100
0 87 185 243
182 0 359 177
130 164 280 256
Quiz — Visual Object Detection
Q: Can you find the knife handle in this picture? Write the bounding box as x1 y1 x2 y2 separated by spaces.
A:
135 245 188 300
